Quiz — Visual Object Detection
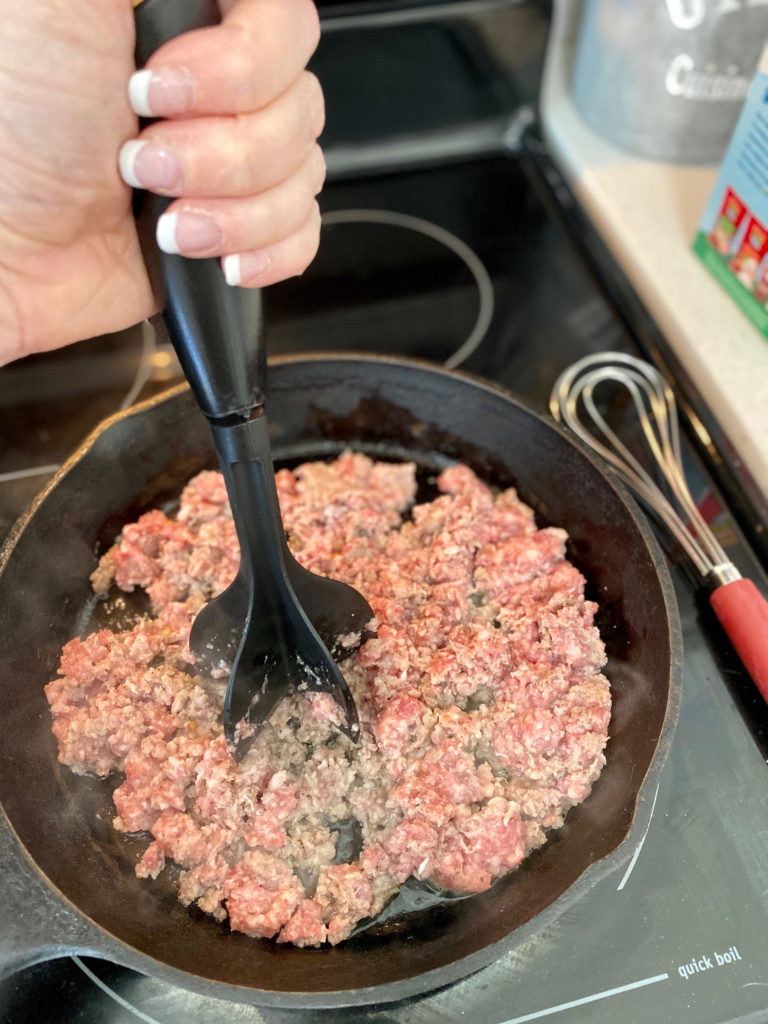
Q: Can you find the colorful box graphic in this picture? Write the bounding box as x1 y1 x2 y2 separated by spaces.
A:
708 188 748 256
728 214 768 289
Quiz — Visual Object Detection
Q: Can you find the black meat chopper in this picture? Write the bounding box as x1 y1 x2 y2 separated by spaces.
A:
132 0 373 759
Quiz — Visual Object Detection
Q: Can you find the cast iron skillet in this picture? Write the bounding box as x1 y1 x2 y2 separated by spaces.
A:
0 354 681 1008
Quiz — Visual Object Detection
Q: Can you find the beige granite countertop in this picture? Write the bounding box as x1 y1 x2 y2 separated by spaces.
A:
540 0 768 501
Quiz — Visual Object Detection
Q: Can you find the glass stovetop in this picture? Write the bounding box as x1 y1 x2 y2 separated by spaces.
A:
1 149 767 1023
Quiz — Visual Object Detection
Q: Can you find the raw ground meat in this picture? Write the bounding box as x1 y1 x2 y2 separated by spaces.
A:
45 452 611 946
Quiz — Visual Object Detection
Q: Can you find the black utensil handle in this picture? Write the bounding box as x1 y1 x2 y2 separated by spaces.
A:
133 0 266 421
134 0 219 68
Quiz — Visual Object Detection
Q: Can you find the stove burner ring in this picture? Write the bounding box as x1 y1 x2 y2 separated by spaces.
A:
321 208 495 369
73 956 162 1024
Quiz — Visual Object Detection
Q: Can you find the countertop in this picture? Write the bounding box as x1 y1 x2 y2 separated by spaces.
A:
539 0 768 503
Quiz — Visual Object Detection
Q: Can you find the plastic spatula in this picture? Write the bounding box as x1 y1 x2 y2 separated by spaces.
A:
132 0 374 759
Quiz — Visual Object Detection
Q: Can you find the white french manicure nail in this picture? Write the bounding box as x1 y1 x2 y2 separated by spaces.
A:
118 140 146 188
118 139 183 192
127 68 197 118
156 212 180 255
223 255 242 287
128 70 153 117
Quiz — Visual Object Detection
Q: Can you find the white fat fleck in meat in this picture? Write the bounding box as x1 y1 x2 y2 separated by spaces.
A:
46 452 611 946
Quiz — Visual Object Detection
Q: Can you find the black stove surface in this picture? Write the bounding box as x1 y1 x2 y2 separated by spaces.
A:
2 143 768 1024
2 3 768 1018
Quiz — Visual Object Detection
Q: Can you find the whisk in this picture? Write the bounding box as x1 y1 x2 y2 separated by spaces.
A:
550 351 768 702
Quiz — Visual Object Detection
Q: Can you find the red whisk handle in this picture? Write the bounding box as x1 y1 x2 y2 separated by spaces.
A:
710 579 768 703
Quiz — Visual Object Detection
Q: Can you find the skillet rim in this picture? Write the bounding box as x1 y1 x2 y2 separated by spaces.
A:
0 352 683 1007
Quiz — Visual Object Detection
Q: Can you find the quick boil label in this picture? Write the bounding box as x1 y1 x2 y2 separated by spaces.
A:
677 945 742 981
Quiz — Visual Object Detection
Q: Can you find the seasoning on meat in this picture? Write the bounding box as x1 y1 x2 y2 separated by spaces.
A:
45 452 611 946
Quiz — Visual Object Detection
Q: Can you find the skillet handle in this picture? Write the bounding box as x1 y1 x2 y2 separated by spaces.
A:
0 809 109 980
133 0 266 421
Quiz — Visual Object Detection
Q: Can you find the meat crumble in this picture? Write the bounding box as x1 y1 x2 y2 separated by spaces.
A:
45 452 611 946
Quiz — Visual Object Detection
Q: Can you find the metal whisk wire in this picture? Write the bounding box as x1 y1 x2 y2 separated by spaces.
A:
550 352 732 581
551 351 768 703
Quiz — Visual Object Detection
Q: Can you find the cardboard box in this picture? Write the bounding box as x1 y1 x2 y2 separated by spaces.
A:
694 45 768 337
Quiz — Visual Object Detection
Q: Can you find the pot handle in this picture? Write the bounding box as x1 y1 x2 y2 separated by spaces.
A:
0 811 114 980
133 0 266 421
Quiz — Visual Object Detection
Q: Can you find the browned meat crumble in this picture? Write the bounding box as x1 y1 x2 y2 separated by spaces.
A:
45 452 610 946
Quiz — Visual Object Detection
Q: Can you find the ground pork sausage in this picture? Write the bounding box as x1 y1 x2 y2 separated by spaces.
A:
45 452 611 946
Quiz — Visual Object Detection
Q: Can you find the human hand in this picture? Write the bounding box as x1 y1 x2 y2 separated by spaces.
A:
0 0 324 366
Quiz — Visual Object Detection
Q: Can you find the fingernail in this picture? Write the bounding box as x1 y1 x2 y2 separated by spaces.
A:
156 211 223 255
129 68 197 118
223 255 242 286
119 140 184 192
223 251 272 287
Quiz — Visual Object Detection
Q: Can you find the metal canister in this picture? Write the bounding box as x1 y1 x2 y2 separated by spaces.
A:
572 0 768 163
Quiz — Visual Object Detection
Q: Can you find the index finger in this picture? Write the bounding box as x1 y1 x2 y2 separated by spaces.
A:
129 0 321 118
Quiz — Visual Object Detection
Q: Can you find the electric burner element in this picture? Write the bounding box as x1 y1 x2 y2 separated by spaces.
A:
321 208 495 368
263 187 507 370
